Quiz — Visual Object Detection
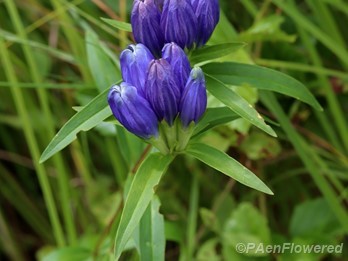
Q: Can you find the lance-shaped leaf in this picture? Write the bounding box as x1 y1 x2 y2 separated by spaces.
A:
205 74 277 137
186 143 273 195
203 62 322 111
40 88 112 163
114 153 174 259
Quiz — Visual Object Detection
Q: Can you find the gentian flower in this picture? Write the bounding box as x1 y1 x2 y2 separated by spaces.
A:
108 83 159 139
161 0 198 50
180 67 207 127
131 0 220 54
131 0 164 55
108 33 208 151
120 44 154 95
191 0 220 46
145 59 181 125
162 42 191 91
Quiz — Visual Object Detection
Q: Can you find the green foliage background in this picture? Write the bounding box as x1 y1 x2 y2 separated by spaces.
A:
0 0 347 260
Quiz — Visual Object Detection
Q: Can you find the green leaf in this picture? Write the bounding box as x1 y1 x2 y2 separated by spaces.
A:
290 198 341 238
40 88 112 163
205 75 277 137
185 143 273 195
222 203 271 257
85 29 120 92
203 62 322 111
101 18 132 32
190 43 245 65
139 197 165 261
42 247 91 261
193 107 240 137
114 153 174 259
196 238 221 261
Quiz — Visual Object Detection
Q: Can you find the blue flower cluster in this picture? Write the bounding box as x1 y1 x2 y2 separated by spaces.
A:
108 0 220 153
132 0 220 55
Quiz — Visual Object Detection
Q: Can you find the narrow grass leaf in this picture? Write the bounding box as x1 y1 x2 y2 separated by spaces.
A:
101 18 132 32
203 62 322 111
0 29 75 64
186 143 273 195
115 153 174 259
260 92 348 232
205 74 277 137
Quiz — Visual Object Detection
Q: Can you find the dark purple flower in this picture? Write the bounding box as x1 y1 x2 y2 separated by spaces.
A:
180 67 207 127
191 0 220 46
120 44 154 95
161 0 198 50
131 0 164 55
108 82 159 139
162 42 191 91
145 59 181 125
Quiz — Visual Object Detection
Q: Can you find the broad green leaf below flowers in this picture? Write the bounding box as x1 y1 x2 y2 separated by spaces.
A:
40 88 112 163
115 153 174 259
205 74 277 137
138 197 165 261
186 143 273 195
203 62 323 111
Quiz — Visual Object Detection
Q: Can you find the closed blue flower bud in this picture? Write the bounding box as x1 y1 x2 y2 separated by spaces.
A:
191 0 220 46
180 67 207 127
108 82 159 139
131 0 164 55
145 59 181 125
120 44 154 95
162 43 191 91
161 0 198 50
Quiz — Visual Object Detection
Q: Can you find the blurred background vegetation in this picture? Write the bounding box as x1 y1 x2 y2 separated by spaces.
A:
0 0 347 260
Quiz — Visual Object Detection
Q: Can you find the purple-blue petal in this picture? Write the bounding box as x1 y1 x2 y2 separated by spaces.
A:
161 0 198 50
162 42 191 91
120 44 154 96
108 82 159 139
145 59 181 125
191 0 220 46
131 0 164 55
180 67 207 127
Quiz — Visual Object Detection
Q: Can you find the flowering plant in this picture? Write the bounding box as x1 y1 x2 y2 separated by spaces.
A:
39 0 322 259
